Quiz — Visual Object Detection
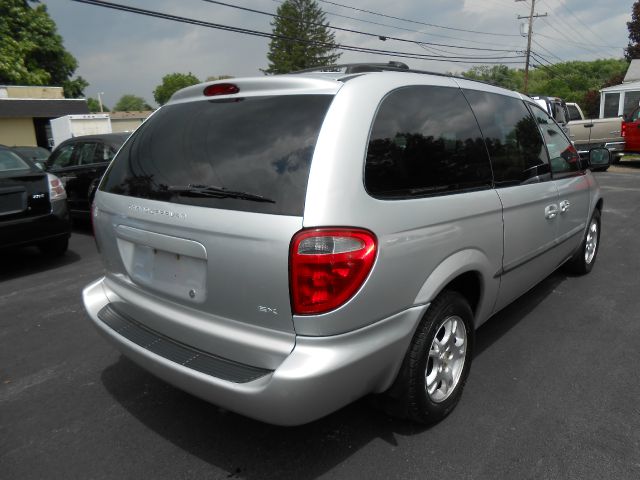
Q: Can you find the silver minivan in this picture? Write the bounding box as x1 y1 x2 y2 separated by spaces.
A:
83 65 608 425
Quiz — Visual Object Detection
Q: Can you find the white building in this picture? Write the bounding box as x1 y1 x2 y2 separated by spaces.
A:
599 59 640 118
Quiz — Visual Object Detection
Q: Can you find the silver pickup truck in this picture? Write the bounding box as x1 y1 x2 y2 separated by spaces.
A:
566 102 624 163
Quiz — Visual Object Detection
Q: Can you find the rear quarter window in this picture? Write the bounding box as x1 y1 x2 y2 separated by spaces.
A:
364 85 492 198
101 94 334 216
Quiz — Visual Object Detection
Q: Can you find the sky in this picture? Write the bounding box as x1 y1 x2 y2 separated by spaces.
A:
41 0 635 108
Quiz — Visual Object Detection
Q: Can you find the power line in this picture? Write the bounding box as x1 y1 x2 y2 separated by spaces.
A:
518 0 623 54
70 0 526 64
531 38 564 62
537 20 621 53
542 0 621 51
538 18 601 55
204 0 523 53
269 0 525 49
316 0 523 37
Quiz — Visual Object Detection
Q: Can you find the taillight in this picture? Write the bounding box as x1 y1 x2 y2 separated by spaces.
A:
203 83 239 97
622 121 627 137
290 228 377 315
47 173 67 201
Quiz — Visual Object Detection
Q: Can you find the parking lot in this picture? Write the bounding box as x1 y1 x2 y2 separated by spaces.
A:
1 170 640 480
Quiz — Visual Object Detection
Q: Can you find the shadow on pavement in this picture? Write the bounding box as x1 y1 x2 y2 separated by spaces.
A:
99 270 567 478
614 157 640 170
0 246 82 282
0 223 92 282
101 356 427 480
475 270 566 357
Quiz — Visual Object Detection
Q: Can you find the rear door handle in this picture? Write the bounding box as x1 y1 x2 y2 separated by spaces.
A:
559 200 571 213
545 204 558 219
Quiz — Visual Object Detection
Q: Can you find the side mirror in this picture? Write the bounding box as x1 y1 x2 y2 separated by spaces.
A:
588 147 611 170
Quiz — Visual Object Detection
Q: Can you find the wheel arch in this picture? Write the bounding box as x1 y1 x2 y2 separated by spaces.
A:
413 248 497 327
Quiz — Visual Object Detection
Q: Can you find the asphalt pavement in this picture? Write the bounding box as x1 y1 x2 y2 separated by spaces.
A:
1 171 640 480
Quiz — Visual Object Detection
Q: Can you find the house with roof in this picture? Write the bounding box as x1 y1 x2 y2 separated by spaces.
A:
0 86 89 148
599 59 640 118
109 110 153 133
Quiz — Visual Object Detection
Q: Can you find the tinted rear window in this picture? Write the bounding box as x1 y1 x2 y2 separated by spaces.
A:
101 95 334 216
365 85 492 198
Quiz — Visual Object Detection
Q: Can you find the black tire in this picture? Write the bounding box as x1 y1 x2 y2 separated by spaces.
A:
386 291 474 424
611 154 621 165
564 209 600 275
39 236 69 257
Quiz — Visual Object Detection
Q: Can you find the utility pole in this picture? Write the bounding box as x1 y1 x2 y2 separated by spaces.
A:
516 0 547 94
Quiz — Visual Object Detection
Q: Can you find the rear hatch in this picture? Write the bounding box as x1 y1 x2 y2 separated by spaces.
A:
0 150 50 221
94 80 337 351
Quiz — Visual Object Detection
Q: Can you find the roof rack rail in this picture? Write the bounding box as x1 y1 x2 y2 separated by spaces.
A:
293 61 410 74
290 61 500 89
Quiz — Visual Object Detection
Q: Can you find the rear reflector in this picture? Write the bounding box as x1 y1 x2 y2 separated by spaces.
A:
622 121 627 137
290 228 377 315
90 202 100 251
203 83 240 96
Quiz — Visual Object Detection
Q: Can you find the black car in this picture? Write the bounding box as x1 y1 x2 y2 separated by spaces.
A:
0 145 71 256
45 133 129 216
11 145 51 170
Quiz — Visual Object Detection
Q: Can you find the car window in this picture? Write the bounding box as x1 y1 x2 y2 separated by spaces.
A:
77 142 98 165
93 143 116 163
101 95 334 216
529 104 581 175
603 93 620 118
464 89 550 186
48 144 77 169
567 104 582 121
553 102 567 124
623 91 640 117
0 150 31 172
364 85 492 198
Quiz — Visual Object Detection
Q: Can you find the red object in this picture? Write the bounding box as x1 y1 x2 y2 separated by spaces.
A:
290 228 377 315
622 108 640 152
203 83 240 97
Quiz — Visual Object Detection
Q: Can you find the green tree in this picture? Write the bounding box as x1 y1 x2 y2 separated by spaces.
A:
113 94 152 112
462 65 523 91
87 97 109 112
627 1 640 60
0 0 87 97
263 0 341 74
153 72 200 106
460 59 628 116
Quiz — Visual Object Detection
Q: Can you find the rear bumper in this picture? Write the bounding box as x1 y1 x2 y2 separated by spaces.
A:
0 200 71 249
604 141 625 152
577 141 626 158
83 277 427 425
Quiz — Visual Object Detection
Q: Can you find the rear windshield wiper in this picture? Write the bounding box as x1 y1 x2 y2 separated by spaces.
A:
167 184 275 203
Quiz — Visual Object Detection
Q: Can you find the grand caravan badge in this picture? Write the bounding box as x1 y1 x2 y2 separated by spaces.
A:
128 204 187 220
